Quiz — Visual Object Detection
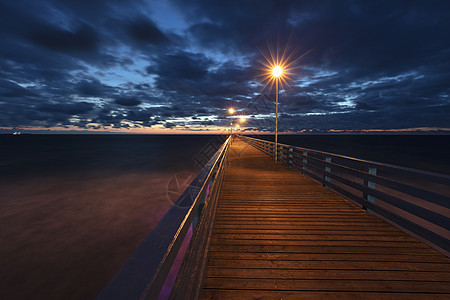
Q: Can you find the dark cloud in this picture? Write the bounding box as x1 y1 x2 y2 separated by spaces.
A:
127 18 170 45
75 78 115 97
0 80 36 98
37 102 95 115
164 122 176 129
149 51 211 80
114 97 142 107
27 23 99 54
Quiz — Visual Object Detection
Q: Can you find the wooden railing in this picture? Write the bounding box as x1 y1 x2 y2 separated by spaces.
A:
240 135 450 256
97 137 230 300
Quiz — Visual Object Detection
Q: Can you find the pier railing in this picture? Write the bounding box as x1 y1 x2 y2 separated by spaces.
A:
240 135 450 256
97 136 230 300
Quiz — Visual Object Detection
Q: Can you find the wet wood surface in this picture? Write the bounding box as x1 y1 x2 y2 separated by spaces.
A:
202 138 450 299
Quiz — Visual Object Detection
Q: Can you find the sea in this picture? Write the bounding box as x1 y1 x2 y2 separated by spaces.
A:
0 133 449 299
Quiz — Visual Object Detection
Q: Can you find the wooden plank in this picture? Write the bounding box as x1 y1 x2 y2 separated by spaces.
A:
214 214 387 220
201 139 450 298
211 224 402 231
202 290 450 300
203 277 450 293
210 233 421 242
207 251 450 263
206 267 450 281
211 229 407 235
216 208 365 213
204 277 449 293
209 244 436 254
212 220 395 226
211 238 426 248
206 259 450 272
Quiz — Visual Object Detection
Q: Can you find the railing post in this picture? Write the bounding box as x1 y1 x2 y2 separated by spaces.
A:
288 147 294 168
324 157 331 188
192 170 217 229
363 167 377 213
193 186 207 228
302 151 308 174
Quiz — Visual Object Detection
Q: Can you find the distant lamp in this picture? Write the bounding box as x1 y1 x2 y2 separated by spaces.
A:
228 107 235 137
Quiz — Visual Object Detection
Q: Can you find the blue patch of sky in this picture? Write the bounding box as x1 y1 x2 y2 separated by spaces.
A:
81 58 155 90
149 0 189 34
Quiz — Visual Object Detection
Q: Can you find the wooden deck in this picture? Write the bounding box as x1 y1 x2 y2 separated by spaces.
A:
201 138 450 299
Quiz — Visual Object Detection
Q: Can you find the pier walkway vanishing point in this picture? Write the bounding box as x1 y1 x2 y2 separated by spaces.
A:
202 138 450 299
97 135 450 300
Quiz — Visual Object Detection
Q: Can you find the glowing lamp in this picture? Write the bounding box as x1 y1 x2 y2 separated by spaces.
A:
272 65 282 77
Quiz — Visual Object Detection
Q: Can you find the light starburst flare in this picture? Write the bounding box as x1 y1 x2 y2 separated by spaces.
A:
256 41 311 94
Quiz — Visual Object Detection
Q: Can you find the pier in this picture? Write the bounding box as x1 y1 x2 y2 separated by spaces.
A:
98 136 450 299
202 138 450 298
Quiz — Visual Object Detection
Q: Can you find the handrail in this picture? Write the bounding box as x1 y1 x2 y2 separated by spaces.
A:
96 136 230 300
240 135 450 256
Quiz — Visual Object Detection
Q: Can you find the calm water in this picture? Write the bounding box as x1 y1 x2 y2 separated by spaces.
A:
251 134 450 175
1 134 449 299
0 134 225 300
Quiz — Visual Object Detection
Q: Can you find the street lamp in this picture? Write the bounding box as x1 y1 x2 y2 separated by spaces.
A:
228 107 235 137
238 117 246 135
255 42 312 164
272 65 283 162
256 43 310 162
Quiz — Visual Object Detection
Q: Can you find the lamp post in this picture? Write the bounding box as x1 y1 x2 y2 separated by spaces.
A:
239 117 245 135
257 45 308 161
272 65 282 162
228 107 235 139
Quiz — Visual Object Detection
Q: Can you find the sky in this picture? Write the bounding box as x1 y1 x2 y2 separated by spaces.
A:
1 0 449 134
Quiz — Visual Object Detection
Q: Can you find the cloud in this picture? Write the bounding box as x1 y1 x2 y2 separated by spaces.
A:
37 102 95 115
0 0 449 132
126 18 170 45
114 97 142 106
149 51 211 80
0 80 36 98
27 23 99 54
74 78 115 97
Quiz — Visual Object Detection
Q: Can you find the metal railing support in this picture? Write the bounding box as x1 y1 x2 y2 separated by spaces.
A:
302 151 308 174
363 167 377 214
324 156 332 188
288 147 294 168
